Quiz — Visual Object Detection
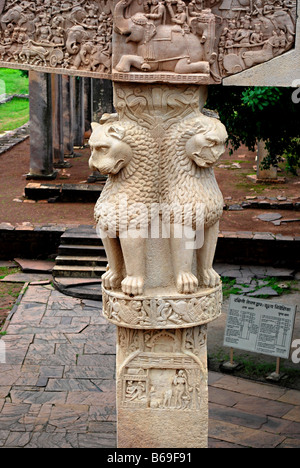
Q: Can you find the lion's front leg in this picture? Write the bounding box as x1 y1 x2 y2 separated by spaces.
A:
101 236 124 290
120 232 146 296
197 222 221 288
170 224 199 294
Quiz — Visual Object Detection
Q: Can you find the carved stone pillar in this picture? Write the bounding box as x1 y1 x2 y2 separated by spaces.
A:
84 78 94 135
92 79 114 122
89 83 227 448
27 71 57 180
257 140 278 181
51 74 71 169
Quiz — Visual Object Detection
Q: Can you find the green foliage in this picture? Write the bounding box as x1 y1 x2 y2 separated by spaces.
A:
19 70 29 78
241 87 284 111
206 86 300 174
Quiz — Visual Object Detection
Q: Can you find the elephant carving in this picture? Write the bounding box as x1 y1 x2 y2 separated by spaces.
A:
0 5 22 30
0 0 5 17
72 41 93 69
258 10 295 42
66 25 90 55
113 0 215 74
90 43 112 72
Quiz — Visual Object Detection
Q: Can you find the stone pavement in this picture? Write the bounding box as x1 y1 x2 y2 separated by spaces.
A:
0 283 299 448
0 122 29 155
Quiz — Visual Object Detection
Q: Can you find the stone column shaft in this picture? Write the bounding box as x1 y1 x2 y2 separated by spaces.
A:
73 77 85 148
27 71 57 180
116 325 209 448
257 140 278 181
62 75 74 158
84 78 94 135
88 79 114 183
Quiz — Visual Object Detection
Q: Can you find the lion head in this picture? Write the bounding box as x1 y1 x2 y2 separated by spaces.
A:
183 116 228 168
88 121 134 176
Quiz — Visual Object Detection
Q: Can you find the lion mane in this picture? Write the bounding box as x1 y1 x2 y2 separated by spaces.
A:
94 121 160 236
160 115 226 230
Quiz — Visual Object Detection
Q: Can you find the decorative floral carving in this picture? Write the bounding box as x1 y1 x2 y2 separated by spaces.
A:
114 84 202 131
102 284 223 329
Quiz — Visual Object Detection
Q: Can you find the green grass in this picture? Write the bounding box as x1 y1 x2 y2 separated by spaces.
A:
0 267 21 280
0 68 29 95
0 68 29 133
221 276 299 299
0 98 29 133
209 350 300 384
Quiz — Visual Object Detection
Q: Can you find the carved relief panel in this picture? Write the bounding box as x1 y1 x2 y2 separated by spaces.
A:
117 326 208 411
0 0 297 82
0 0 113 78
112 0 298 83
116 325 209 447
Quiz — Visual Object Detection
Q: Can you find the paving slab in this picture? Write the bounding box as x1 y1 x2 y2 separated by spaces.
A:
0 273 52 283
0 283 299 448
257 213 283 222
14 259 55 273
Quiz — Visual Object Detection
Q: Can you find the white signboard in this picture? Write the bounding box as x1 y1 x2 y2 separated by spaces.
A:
224 295 297 359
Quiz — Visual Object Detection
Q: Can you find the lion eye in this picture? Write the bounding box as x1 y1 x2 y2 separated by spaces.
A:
95 146 109 154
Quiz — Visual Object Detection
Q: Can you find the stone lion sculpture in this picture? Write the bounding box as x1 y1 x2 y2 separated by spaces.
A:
160 115 228 292
89 115 160 297
89 112 227 297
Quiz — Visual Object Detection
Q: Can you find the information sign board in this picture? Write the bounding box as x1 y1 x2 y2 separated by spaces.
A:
224 295 297 359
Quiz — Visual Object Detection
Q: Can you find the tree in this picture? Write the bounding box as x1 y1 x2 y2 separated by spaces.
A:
206 86 300 175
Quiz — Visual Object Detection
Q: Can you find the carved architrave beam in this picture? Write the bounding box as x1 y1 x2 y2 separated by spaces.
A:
0 0 298 84
0 0 113 79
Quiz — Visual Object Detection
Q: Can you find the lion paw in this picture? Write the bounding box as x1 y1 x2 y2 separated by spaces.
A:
102 269 123 290
122 276 144 297
199 268 221 289
176 271 198 294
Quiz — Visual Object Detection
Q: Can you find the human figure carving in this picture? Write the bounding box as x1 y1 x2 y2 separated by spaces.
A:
173 370 190 409
144 0 166 26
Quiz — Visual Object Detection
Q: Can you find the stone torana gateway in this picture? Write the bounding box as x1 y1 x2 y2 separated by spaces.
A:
0 0 299 449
